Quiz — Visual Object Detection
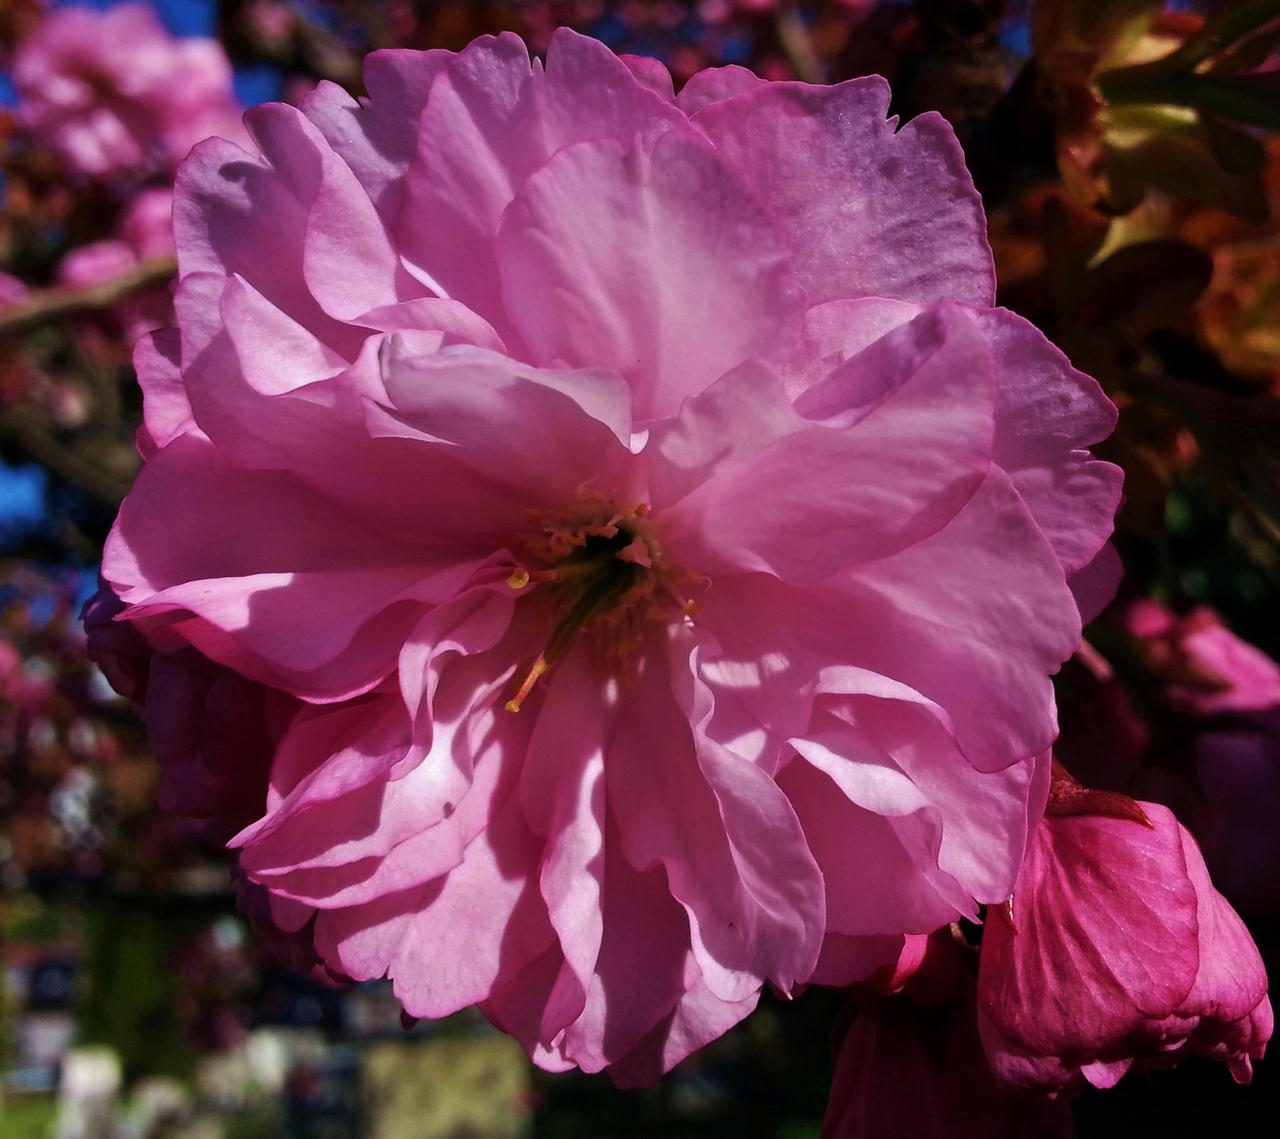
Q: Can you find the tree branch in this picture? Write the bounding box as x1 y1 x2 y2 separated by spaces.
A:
0 257 177 341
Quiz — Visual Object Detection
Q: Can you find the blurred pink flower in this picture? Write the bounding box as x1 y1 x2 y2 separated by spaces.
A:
12 1 247 178
1124 600 1280 715
0 271 29 309
977 791 1272 1092
53 188 176 343
100 31 1119 1079
120 188 177 261
57 240 138 290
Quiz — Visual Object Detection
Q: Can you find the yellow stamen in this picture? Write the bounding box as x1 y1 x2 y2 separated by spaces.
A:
507 568 530 590
505 655 550 713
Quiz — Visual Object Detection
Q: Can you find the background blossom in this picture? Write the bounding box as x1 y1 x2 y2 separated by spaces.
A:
12 1 247 178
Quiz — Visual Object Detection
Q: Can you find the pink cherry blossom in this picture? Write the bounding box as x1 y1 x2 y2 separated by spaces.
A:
1124 600 1280 716
52 188 177 343
97 30 1120 1079
977 793 1272 1092
119 188 177 262
12 1 247 179
57 240 138 291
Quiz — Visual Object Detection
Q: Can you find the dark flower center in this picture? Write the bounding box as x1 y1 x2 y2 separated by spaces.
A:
503 499 698 711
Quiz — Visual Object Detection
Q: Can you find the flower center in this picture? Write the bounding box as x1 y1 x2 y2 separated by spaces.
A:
504 498 699 712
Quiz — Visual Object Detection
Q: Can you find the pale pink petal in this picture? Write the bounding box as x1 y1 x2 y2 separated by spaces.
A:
300 49 452 219
397 29 684 331
520 647 608 1039
368 342 634 501
979 308 1122 577
497 131 800 418
692 474 1077 773
174 136 361 354
835 472 1081 770
677 65 765 114
606 632 824 1003
604 971 760 1089
779 751 976 937
656 303 995 580
241 102 407 320
554 826 700 1072
694 78 995 306
133 328 196 458
620 54 676 100
105 434 487 699
313 793 555 1019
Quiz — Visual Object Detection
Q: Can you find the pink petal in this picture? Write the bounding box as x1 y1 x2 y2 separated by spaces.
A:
241 102 406 320
556 828 700 1072
520 648 608 1039
368 342 634 502
496 130 800 418
133 328 196 458
300 49 452 220
104 434 481 699
174 136 360 354
397 29 684 334
677 65 765 114
977 804 1201 1063
980 307 1122 577
835 471 1081 770
604 971 760 1089
606 631 824 1003
313 792 556 1018
694 78 995 307
656 303 995 581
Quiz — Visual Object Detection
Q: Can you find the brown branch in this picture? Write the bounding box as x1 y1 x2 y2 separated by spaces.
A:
0 257 177 341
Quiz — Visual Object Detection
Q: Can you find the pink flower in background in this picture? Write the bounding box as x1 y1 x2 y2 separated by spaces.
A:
53 188 177 343
119 188 177 261
0 271 29 309
977 789 1272 1092
12 1 247 178
1124 600 1280 715
57 240 138 291
97 30 1120 1079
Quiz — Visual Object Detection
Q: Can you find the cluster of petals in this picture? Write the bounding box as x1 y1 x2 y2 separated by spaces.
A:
823 933 1074 1139
12 2 247 179
977 790 1272 1092
97 30 1121 1080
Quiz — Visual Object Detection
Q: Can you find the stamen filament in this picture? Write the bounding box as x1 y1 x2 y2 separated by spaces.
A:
505 564 640 712
505 655 549 713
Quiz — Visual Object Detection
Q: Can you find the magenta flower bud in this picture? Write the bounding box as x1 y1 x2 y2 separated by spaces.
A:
977 793 1271 1093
